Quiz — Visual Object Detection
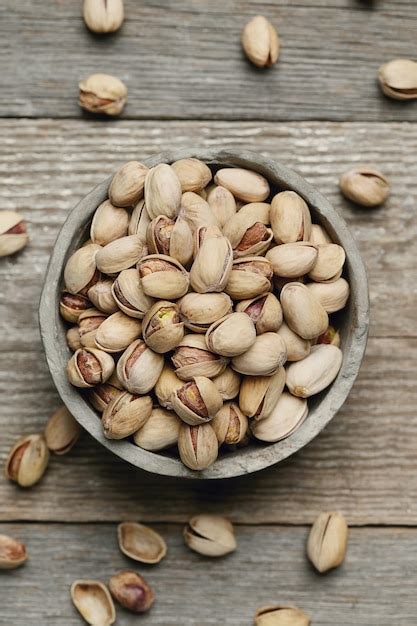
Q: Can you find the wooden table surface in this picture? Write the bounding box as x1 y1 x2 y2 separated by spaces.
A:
1 2 417 624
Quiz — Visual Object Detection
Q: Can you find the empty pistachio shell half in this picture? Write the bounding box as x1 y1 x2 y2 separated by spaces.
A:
184 514 237 557
0 533 27 569
154 364 183 410
286 344 343 398
255 605 311 626
142 300 184 353
212 402 248 445
64 243 101 296
236 292 283 334
239 367 286 420
172 376 223 425
44 405 81 455
0 210 29 257
118 522 167 564
251 392 308 442
88 280 118 315
109 161 149 208
95 311 142 353
266 242 318 278
178 422 219 470
60 292 91 323
306 277 350 313
231 332 287 376
212 367 241 400
145 163 182 220
270 191 312 244
90 200 129 246
277 322 311 362
83 0 124 34
67 347 115 388
339 166 390 207
171 158 212 192
138 254 190 300
179 292 233 333
206 185 237 228
102 392 153 439
307 511 348 574
109 570 155 614
378 58 417 101
70 579 116 626
172 333 227 381
308 243 345 282
5 434 49 488
79 73 127 117
134 407 181 451
241 15 280 68
280 282 328 340
206 312 256 357
117 339 164 394
225 256 273 300
214 168 270 203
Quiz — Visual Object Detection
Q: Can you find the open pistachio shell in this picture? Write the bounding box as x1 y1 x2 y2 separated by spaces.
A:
146 214 193 266
118 522 167 564
95 311 142 353
308 243 346 282
95 235 145 275
154 364 183 410
117 339 164 394
64 243 101 295
231 332 287 376
70 580 116 626
88 280 118 315
212 367 241 400
102 392 153 440
172 376 223 425
138 254 190 300
44 405 81 455
78 308 108 349
206 185 237 228
90 200 129 246
286 344 343 398
280 282 328 340
214 167 270 202
239 367 286 420
172 333 228 381
178 422 219 470
179 292 232 333
212 402 248 445
225 256 273 300
180 192 220 232
112 268 155 319
236 292 283 335
266 242 318 278
255 605 311 626
190 228 233 293
306 277 350 313
142 300 184 353
0 210 29 257
270 190 312 244
5 434 49 488
59 292 91 323
205 312 256 357
184 514 237 557
277 322 311 362
134 407 181 451
88 380 125 413
251 392 308 442
0 534 27 570
307 511 349 573
223 202 273 257
67 347 115 388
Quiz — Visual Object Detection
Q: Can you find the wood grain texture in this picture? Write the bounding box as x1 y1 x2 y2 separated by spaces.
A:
1 1 417 121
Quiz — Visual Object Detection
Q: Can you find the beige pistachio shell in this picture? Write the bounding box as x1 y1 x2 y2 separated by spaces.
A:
223 202 272 257
255 605 311 626
306 277 350 313
118 522 167 564
134 407 181 451
83 0 124 34
0 210 29 257
90 200 129 246
235 292 283 334
60 292 91 323
214 168 270 202
310 223 332 246
66 326 82 352
190 230 233 293
308 243 346 282
239 367 286 420
212 402 248 445
70 579 116 626
5 434 49 488
231 332 287 376
241 15 280 68
117 339 164 394
225 256 273 300
180 192 220 232
270 191 312 244
206 312 256 357
88 381 125 413
251 392 308 442
108 570 155 614
266 242 317 278
146 215 193 266
307 511 349 573
64 243 101 295
142 300 184 353
154 365 183 410
277 322 311 362
172 334 227 381
128 199 151 240
102 392 152 439
95 235 145 275
206 185 237 227
212 367 241 400
178 422 219 470
138 254 190 300
112 268 154 318
0 534 27 570
179 292 233 333
339 166 390 207
378 58 417 100
280 282 328 340
171 158 212 192
172 376 223 425
145 163 182 220
109 161 148 208
88 280 119 315
44 406 81 455
286 344 342 398
78 308 108 342
79 73 127 117
184 514 237 556
95 311 142 353
67 348 115 388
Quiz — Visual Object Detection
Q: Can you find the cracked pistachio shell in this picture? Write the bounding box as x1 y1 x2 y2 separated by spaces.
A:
184 514 236 557
109 161 149 208
117 339 164 394
190 228 233 293
179 292 233 333
255 605 311 626
251 392 308 442
83 0 124 34
134 407 181 451
239 367 286 420
192 224 223 257
88 280 119 315
212 402 248 445
71 580 116 626
172 376 223 425
0 210 29 257
44 406 81 455
88 378 125 413
307 511 349 573
154 365 183 410
180 192 220 232
266 242 318 278
224 202 273 258
172 333 228 381
64 243 101 295
277 322 311 362
270 191 312 244
0 534 27 570
109 570 155 614
310 223 331 246
94 311 142 353
102 392 152 439
378 58 417 101
178 422 218 470
242 15 280 68
79 73 127 117
145 164 182 220
138 254 189 300
142 300 184 353
95 235 145 275
306 277 350 313
67 347 115 388
225 256 273 300
146 215 193 266
5 434 49 488
308 244 346 282
118 522 167 564
78 308 108 348
207 185 237 228
286 344 342 398
112 268 154 318
280 282 328 340
66 326 82 352
128 199 150 242
214 168 270 203
339 166 390 207
206 312 256 357
231 332 287 376
236 292 283 335
171 158 212 192
90 200 129 246
212 367 241 400
59 292 91 323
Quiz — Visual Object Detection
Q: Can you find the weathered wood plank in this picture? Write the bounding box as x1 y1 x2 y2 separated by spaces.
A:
1 1 417 121
0 523 415 625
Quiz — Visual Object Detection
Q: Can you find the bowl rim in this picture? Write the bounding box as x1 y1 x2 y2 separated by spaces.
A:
39 148 369 480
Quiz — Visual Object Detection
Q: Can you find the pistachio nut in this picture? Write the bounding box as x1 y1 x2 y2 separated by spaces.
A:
59 292 91 323
146 215 193 266
154 364 183 410
0 210 29 257
224 202 273 257
270 191 312 244
184 514 237 557
206 185 237 228
0 534 27 570
134 407 181 451
70 580 116 626
286 344 343 398
277 322 311 362
112 268 154 318
231 332 287 376
306 278 350 313
172 334 227 380
145 163 182 220
310 223 331 246
378 58 417 100
225 256 273 300
95 311 142 352
64 243 101 295
109 161 149 208
266 242 318 278
190 228 233 293
102 392 152 439
5 434 49 488
214 168 270 202
339 166 390 207
67 347 115 387
78 308 108 347
172 376 223 425
236 292 283 334
66 326 82 351
88 379 125 413
307 511 349 573
212 402 248 445
239 367 286 419
171 158 212 192
79 73 127 117
109 570 155 614
95 234 145 275
317 325 341 347
180 191 220 232
212 367 241 400
280 282 328 340
44 406 81 455
179 292 233 333
241 15 280 68
90 200 129 245
117 339 164 394
142 300 184 353
178 422 219 470
87 280 118 315
206 312 256 357
251 392 308 442
128 199 150 240
83 0 124 33
255 605 311 626
138 254 190 300
308 243 346 282
117 522 167 564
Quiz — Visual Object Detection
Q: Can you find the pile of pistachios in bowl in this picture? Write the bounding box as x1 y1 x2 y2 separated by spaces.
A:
60 158 349 471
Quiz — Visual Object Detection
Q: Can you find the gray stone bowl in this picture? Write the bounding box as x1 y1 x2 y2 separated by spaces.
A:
39 149 369 480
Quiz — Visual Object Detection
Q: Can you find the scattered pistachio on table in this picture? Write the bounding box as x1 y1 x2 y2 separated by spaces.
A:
184 514 237 557
378 58 417 101
254 605 311 626
71 579 116 626
44 406 81 455
117 522 167 564
79 73 127 117
109 570 155 614
339 166 390 207
0 533 27 570
83 0 124 33
241 15 280 68
0 210 29 258
5 434 49 488
306 511 349 573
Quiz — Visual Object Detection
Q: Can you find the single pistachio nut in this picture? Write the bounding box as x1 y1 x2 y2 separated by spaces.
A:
118 522 167 564
117 339 164 394
306 277 350 313
128 199 150 240
67 347 115 388
206 312 256 357
251 392 308 442
83 0 124 33
280 282 329 340
184 514 237 557
0 534 27 570
109 570 155 614
134 407 181 451
102 392 152 439
78 308 108 347
179 292 233 333
266 242 318 278
339 166 390 207
241 15 280 68
214 168 270 202
223 202 272 257
88 380 125 413
180 192 220 233
212 402 248 445
66 326 82 351
190 228 233 293
112 268 154 319
0 210 29 257
90 200 129 245
270 191 312 244
142 300 184 353
88 280 119 315
44 406 81 455
95 234 145 275
171 158 212 192
231 332 287 376
310 223 332 246
172 376 223 425
95 311 142 353
71 580 116 626
5 434 49 488
145 163 182 220
225 256 273 300
277 322 311 362
60 292 91 323
236 292 282 334
178 422 219 470
138 254 190 300
255 605 311 626
307 511 348 574
206 185 237 228
308 243 346 282
79 73 127 117
64 243 101 295
317 326 341 347
172 334 227 381
154 364 183 410
378 58 417 100
147 215 193 266
286 344 343 398
212 367 241 400
239 367 286 419
109 161 149 208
